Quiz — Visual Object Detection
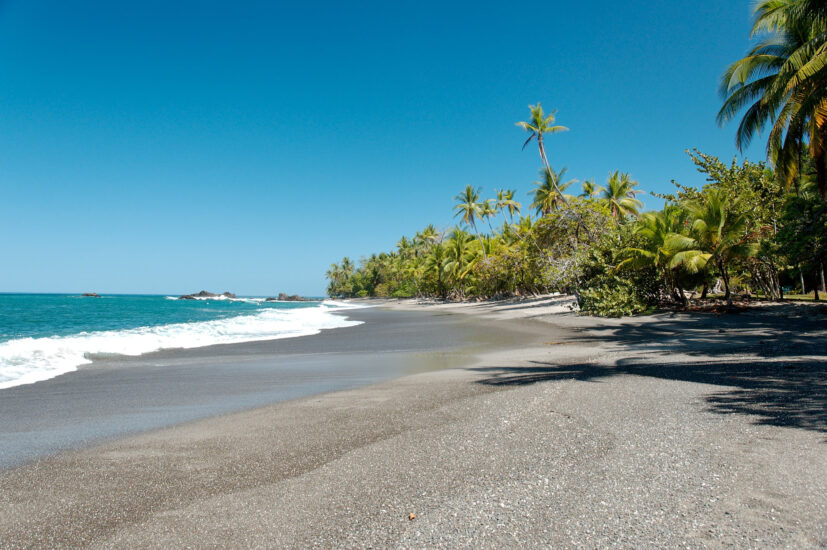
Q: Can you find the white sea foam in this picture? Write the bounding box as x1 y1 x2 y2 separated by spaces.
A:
0 304 364 390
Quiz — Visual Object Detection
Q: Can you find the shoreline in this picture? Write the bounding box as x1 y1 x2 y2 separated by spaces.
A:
0 306 546 470
1 299 825 547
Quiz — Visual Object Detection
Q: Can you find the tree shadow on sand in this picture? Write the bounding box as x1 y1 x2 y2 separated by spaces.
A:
472 310 827 436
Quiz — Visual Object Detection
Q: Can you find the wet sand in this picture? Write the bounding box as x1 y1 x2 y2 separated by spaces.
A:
1 299 825 548
0 307 543 470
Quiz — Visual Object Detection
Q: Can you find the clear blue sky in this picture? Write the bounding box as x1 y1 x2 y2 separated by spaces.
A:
0 0 765 295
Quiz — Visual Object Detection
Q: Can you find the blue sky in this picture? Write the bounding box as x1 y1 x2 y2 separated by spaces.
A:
0 0 766 295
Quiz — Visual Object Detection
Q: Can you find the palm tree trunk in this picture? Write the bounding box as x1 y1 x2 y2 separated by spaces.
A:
820 262 826 293
472 223 487 260
718 260 732 306
799 265 806 294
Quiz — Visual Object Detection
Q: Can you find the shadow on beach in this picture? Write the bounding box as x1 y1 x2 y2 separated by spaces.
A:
471 310 827 436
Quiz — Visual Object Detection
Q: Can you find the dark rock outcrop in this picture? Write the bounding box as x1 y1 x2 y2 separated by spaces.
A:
179 290 237 300
266 293 312 302
81 292 100 298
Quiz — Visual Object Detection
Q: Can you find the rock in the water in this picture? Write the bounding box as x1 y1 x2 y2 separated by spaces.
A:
178 290 236 300
81 292 100 298
270 292 312 302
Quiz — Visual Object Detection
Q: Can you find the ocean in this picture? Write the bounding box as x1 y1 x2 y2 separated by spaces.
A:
0 293 362 389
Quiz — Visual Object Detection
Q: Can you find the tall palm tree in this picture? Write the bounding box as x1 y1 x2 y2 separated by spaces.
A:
601 171 643 220
517 103 596 242
530 167 577 215
326 257 355 297
495 189 521 223
417 224 440 245
396 236 414 260
480 198 499 234
667 190 758 306
443 227 477 297
424 241 447 299
453 185 487 259
516 104 570 198
718 0 827 198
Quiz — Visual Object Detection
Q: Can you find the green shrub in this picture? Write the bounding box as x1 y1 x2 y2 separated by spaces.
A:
579 277 650 317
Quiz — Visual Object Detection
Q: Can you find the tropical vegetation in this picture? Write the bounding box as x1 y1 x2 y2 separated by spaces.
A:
326 2 827 316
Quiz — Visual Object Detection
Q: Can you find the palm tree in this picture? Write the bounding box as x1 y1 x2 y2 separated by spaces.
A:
516 104 570 196
580 179 603 199
618 206 689 303
667 190 758 306
718 0 827 198
480 198 499 234
325 257 355 297
453 185 487 259
416 224 440 247
530 167 577 215
495 189 521 223
517 103 596 242
600 171 643 219
424 241 448 298
396 236 414 260
443 227 477 297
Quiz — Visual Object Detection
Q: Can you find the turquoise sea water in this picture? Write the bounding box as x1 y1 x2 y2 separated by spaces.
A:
0 294 361 389
0 294 319 343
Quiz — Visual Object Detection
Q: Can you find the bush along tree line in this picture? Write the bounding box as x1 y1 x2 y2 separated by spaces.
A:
327 1 827 316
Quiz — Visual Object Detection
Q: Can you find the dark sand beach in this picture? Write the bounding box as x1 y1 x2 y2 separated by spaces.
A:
0 308 539 470
1 299 825 548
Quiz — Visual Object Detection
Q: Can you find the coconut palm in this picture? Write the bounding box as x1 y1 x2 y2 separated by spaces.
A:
495 189 521 222
580 179 603 199
453 185 487 259
530 167 577 215
718 0 827 198
517 104 596 242
516 104 569 197
443 227 477 297
424 241 448 298
667 190 758 306
416 224 440 247
516 103 567 161
600 171 643 219
396 236 414 260
618 206 690 303
480 198 499 234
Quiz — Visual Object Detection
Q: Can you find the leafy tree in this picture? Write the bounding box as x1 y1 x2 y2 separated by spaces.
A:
776 195 827 297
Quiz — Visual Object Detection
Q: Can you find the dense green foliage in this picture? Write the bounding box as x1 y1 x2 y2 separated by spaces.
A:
327 140 826 314
326 4 827 315
718 0 827 199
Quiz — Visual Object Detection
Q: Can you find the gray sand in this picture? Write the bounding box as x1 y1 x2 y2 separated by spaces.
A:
0 300 825 548
0 308 539 469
